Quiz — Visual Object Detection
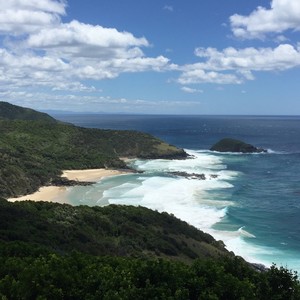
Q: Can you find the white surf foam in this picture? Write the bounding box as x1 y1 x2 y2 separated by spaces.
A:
106 151 236 231
86 150 300 272
107 176 229 230
132 149 227 174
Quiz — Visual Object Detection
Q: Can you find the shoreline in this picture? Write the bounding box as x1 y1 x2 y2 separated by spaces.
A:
61 168 129 182
8 168 130 204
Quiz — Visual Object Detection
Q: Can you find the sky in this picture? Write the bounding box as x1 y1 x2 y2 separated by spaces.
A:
0 0 300 115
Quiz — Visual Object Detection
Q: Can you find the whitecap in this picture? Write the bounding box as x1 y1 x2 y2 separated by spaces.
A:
238 226 256 238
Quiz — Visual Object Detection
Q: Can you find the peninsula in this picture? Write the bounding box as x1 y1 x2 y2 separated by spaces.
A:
0 102 187 199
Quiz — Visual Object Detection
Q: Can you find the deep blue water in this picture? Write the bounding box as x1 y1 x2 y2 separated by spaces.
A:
54 114 300 270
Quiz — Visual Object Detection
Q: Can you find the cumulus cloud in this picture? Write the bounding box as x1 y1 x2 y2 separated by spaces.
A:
0 0 170 94
0 0 66 35
0 0 66 14
26 20 149 55
178 43 300 85
230 0 300 39
194 44 300 71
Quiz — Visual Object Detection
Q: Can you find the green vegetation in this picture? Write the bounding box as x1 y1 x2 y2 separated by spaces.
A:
0 199 227 261
0 102 186 198
1 249 299 300
0 101 56 123
210 138 266 153
0 199 299 299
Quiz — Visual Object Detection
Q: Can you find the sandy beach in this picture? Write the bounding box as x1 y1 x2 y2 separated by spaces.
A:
8 168 129 204
62 168 128 182
8 186 69 204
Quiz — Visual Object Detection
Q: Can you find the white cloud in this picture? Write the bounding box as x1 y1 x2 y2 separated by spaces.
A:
194 44 300 71
72 55 169 80
0 49 101 92
0 0 66 14
24 20 169 77
178 43 300 85
181 86 203 93
178 69 241 85
0 0 66 35
26 20 149 55
230 0 300 39
0 0 171 94
51 82 97 92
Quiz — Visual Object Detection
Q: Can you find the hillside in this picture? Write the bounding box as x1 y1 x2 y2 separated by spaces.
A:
0 199 228 261
1 199 299 299
0 101 57 123
0 102 187 198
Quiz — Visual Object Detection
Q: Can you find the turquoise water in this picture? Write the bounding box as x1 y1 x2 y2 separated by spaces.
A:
54 114 300 272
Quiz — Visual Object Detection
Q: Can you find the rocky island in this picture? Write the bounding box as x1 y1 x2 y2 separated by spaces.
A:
210 138 267 153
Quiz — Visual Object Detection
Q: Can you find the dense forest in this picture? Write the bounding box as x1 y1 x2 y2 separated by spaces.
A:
0 102 186 198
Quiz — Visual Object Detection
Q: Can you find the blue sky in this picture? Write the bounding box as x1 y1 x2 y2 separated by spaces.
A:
1 0 300 114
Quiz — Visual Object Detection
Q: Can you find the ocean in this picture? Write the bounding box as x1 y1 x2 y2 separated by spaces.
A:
54 114 300 272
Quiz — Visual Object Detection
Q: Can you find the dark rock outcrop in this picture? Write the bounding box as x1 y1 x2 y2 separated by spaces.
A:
210 138 267 153
49 177 94 187
168 171 219 180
